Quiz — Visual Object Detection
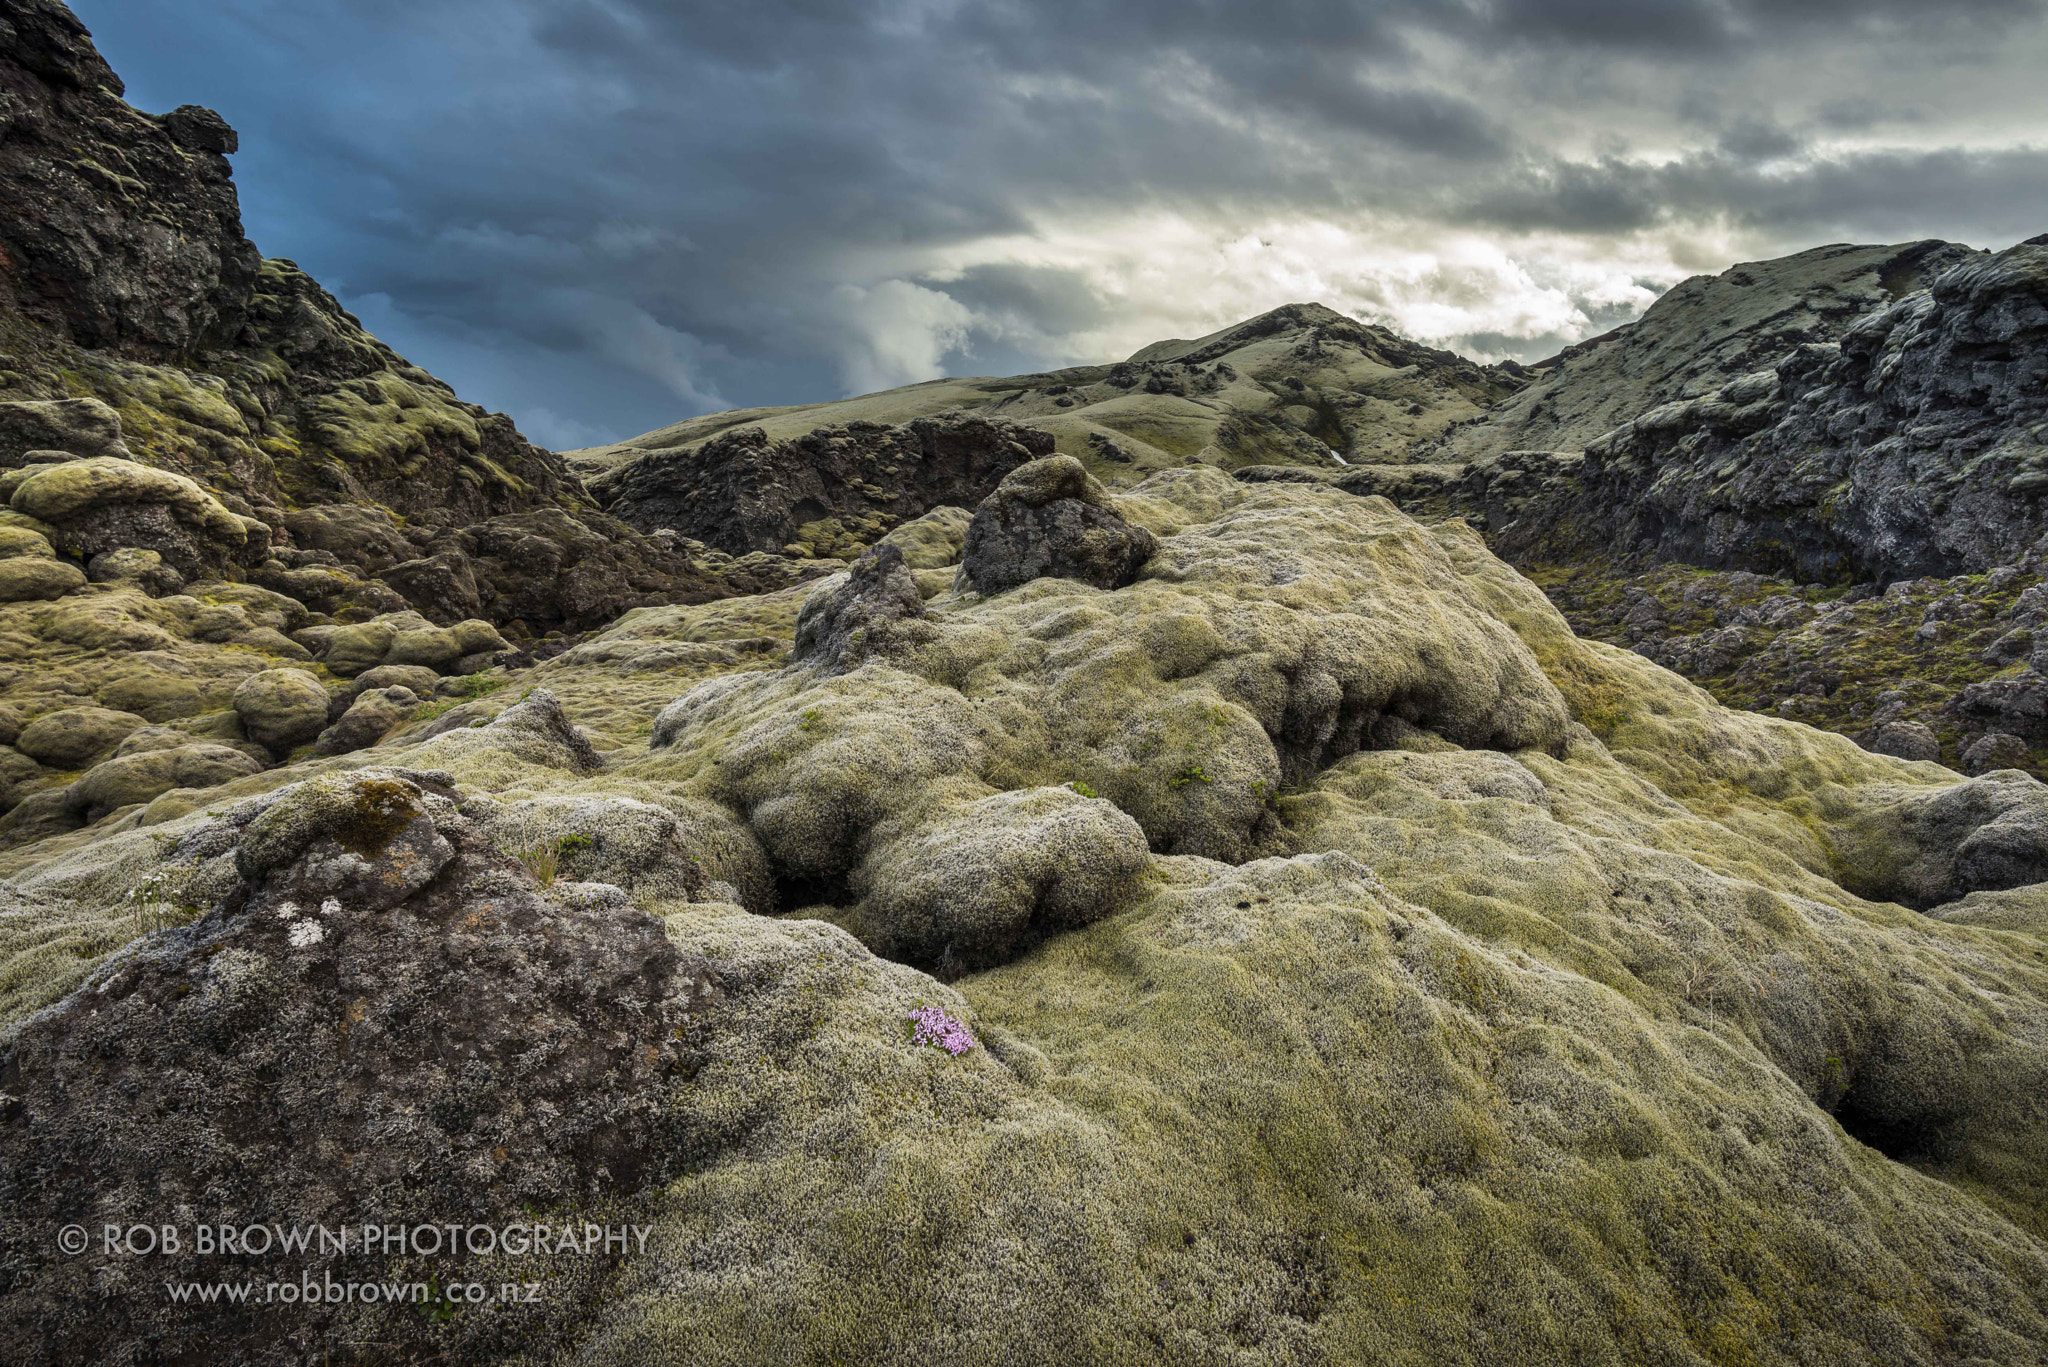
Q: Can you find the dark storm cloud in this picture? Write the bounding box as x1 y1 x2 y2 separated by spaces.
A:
75 0 2048 447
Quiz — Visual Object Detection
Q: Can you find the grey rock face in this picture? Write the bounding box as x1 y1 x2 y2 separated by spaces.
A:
592 411 1055 556
791 541 936 671
0 767 720 1363
959 455 1158 594
1489 242 2048 582
1441 239 1978 464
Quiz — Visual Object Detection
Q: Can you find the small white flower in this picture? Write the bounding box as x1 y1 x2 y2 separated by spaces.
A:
288 920 325 949
274 901 300 921
319 898 341 916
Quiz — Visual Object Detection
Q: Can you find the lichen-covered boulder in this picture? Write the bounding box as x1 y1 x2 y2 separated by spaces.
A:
84 546 183 595
791 541 936 671
1964 731 2033 776
13 705 146 769
8 456 247 577
69 742 260 820
0 556 83 602
959 454 1158 594
229 668 329 751
1864 718 1943 763
0 767 721 1363
408 686 605 773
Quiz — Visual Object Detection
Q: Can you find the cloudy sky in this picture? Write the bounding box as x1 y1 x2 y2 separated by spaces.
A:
79 0 2048 450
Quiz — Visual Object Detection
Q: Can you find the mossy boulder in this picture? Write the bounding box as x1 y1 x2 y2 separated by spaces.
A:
8 457 247 577
70 743 261 821
0 557 84 602
0 527 54 559
13 705 147 769
310 685 417 756
876 503 974 568
229 668 329 751
0 398 128 463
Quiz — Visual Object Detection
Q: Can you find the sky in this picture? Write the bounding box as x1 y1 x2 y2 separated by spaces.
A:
77 0 2048 451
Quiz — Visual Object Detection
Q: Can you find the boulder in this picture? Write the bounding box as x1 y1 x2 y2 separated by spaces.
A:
70 743 261 821
311 686 418 756
298 610 508 677
328 664 441 719
8 457 247 577
0 526 54 558
959 455 1158 594
847 785 1152 974
13 706 147 769
875 504 974 568
0 398 129 464
0 767 720 1362
409 687 604 773
0 557 84 602
230 668 330 751
377 549 482 624
1964 732 2033 776
280 504 415 573
1864 720 1944 764
85 547 183 595
791 542 937 672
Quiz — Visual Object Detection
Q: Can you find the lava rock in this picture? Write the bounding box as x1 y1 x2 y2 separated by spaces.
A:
958 455 1158 594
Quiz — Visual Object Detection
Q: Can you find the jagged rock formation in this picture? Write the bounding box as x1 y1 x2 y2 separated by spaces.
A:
1435 239 1978 463
592 410 1055 557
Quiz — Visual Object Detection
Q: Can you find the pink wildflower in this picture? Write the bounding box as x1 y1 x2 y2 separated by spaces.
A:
907 1005 976 1056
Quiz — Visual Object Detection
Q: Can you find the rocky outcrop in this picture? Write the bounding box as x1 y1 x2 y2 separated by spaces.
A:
958 455 1158 594
1439 238 1980 463
592 410 1056 555
0 0 259 359
790 541 936 672
1463 242 2048 583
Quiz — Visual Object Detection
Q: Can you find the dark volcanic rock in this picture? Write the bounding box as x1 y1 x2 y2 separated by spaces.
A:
0 0 260 359
0 767 720 1365
791 541 937 672
1487 242 2048 582
593 411 1055 556
959 455 1157 595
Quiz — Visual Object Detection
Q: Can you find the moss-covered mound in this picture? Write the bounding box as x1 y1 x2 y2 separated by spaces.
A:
3 472 2045 1364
